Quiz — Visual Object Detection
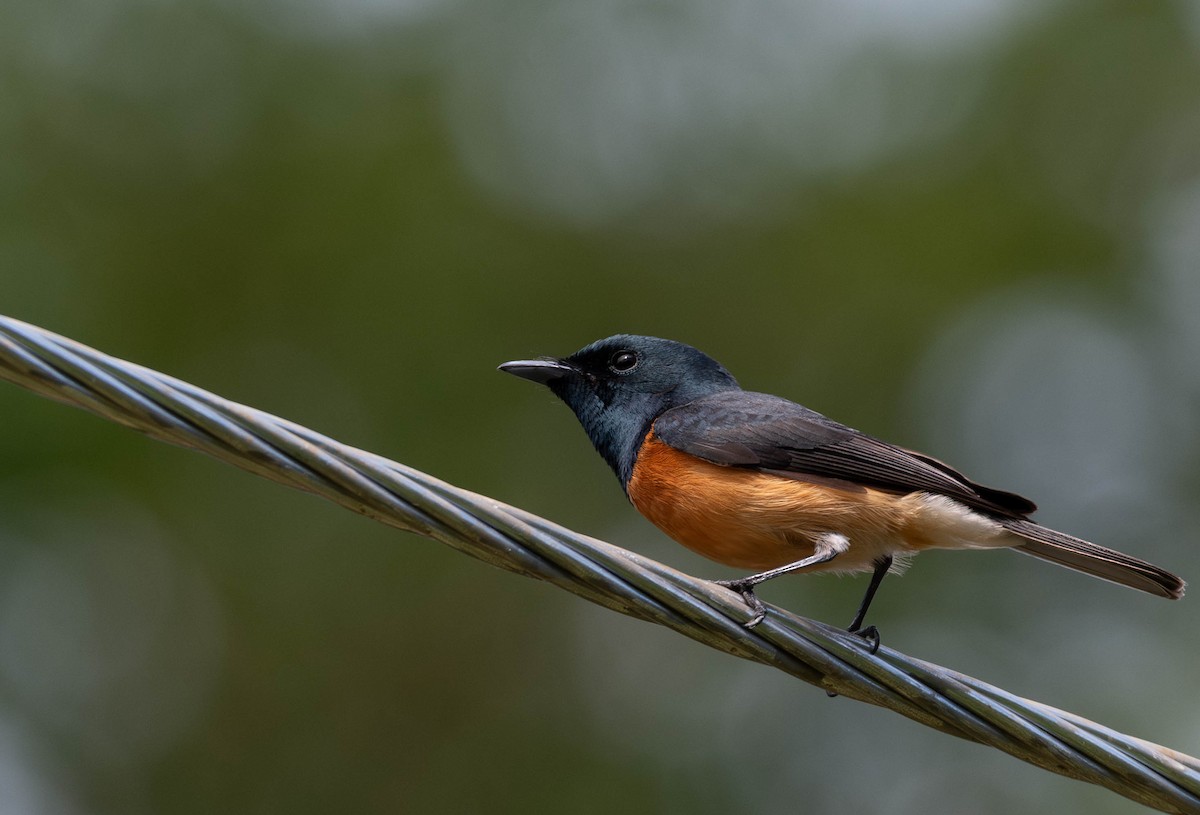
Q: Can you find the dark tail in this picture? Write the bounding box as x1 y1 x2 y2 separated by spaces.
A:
1001 519 1185 600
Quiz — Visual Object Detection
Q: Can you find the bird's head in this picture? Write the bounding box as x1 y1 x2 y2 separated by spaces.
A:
500 334 739 485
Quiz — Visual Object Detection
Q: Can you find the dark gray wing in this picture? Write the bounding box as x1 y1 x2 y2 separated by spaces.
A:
652 390 1036 517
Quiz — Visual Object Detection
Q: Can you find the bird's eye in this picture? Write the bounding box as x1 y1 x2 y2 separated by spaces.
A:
609 351 638 373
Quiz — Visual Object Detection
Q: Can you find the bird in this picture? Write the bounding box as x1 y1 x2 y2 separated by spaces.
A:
499 334 1185 648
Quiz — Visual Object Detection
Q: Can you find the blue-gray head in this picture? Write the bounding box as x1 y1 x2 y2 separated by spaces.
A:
499 334 740 486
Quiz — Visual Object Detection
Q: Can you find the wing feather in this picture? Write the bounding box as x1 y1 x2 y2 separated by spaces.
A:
652 391 1035 517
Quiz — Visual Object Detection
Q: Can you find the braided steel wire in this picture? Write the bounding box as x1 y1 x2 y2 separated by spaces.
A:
0 315 1196 813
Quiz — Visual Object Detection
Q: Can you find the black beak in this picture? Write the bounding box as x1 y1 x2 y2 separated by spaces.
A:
498 358 577 385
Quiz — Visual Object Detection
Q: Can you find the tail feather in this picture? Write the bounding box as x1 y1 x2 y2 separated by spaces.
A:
1001 519 1185 600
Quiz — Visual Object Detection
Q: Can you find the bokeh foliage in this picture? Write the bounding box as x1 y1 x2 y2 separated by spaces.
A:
2 0 1199 812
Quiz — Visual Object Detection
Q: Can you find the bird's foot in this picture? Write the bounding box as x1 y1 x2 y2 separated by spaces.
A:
712 578 767 628
849 624 881 655
826 625 882 698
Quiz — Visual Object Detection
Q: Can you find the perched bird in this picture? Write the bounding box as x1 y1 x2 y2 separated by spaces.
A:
500 335 1184 647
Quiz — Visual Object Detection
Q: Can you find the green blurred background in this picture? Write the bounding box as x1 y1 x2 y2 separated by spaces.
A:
3 0 1200 812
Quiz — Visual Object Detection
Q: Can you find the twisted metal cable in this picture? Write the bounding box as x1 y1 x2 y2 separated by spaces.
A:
0 314 1196 813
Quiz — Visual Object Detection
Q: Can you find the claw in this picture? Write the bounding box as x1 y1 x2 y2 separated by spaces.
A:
852 624 881 655
828 625 882 698
713 578 768 627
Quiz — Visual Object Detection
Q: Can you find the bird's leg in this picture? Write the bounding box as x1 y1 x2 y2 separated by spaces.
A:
846 555 893 655
713 532 849 628
822 554 895 698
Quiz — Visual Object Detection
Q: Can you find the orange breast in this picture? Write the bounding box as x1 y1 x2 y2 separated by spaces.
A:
626 433 926 573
